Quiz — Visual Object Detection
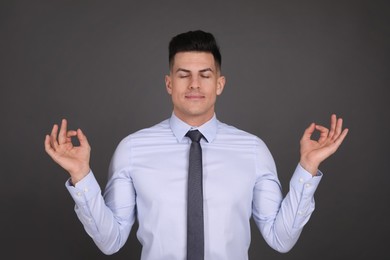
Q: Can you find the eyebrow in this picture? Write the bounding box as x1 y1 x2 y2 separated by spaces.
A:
175 68 214 73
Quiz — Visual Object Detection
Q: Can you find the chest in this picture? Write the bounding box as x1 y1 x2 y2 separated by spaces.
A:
130 142 257 207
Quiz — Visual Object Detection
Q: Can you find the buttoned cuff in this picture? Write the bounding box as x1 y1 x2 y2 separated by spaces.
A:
289 164 323 229
290 163 323 200
65 170 101 205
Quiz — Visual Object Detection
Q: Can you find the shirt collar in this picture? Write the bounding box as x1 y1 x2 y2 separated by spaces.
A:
169 112 218 143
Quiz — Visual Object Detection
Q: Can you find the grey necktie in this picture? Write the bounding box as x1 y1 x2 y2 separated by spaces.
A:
185 130 204 260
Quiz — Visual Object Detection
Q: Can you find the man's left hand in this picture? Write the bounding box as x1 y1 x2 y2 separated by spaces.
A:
299 114 349 175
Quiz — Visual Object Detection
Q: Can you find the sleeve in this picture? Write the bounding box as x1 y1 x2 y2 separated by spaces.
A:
65 137 137 255
251 138 322 253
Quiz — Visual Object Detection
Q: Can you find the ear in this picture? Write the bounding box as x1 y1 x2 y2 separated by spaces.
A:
165 75 172 95
216 76 226 96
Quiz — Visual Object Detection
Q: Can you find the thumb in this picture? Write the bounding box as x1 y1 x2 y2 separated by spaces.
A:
77 129 90 148
301 123 315 141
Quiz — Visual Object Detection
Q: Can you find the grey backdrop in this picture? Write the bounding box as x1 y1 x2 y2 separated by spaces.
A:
1 0 389 259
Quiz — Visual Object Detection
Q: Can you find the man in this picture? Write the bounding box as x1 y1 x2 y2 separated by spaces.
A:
45 30 348 260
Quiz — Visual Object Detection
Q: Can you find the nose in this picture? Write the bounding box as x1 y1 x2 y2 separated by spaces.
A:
189 76 200 89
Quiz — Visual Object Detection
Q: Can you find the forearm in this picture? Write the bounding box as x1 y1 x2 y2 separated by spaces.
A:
253 164 322 252
65 171 135 255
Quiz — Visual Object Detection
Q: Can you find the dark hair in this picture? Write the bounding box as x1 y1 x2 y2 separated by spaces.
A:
168 30 222 70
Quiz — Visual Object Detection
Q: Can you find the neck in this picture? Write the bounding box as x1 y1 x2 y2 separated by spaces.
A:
173 112 214 127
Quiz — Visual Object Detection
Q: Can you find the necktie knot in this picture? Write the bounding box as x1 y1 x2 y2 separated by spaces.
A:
186 130 203 143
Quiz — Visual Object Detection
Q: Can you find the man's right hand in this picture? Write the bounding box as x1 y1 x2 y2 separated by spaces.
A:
44 119 91 185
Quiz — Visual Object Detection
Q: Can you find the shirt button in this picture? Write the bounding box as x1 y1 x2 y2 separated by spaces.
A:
84 188 89 192
76 192 82 196
298 210 303 215
305 183 311 188
299 178 304 183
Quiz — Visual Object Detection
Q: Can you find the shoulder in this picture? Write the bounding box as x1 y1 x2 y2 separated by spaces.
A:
109 119 172 168
117 118 172 147
216 120 268 148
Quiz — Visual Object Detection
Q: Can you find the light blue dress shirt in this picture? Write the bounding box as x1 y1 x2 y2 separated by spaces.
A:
66 113 322 260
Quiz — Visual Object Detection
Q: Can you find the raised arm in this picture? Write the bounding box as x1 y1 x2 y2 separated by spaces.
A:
44 119 91 184
299 114 349 175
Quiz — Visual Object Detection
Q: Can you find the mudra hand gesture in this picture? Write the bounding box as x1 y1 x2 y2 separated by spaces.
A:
299 114 349 175
44 119 91 185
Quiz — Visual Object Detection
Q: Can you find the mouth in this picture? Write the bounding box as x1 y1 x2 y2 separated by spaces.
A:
185 94 205 100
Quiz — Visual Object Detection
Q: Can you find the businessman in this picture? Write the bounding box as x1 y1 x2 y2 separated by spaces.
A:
45 30 348 260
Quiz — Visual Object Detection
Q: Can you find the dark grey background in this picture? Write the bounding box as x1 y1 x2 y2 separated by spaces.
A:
1 0 389 259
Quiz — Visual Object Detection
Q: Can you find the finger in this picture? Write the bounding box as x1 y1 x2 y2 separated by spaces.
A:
315 124 329 143
333 118 343 140
334 128 349 147
45 134 56 158
50 124 59 149
58 119 68 144
325 128 349 155
77 129 90 148
67 130 77 137
301 123 316 141
66 130 77 143
328 114 337 139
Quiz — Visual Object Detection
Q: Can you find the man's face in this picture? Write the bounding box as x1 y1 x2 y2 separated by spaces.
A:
165 51 225 126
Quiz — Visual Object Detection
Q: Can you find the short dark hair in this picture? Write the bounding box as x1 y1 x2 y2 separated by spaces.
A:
168 30 222 70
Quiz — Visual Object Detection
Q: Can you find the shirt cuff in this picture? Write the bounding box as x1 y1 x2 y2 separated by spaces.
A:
290 163 323 196
65 170 101 205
